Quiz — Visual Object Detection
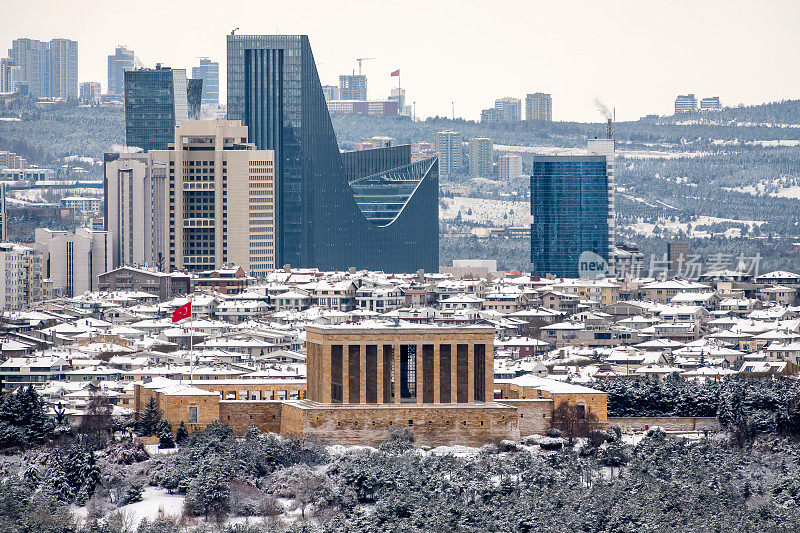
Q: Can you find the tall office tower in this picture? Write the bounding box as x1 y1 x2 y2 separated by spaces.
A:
104 152 166 269
700 96 721 111
107 46 136 95
150 120 276 277
227 34 438 273
531 137 615 278
0 243 43 310
667 241 690 272
191 57 219 107
495 97 522 122
435 130 462 176
674 93 697 114
187 78 203 119
34 228 111 297
525 92 552 122
48 38 78 99
499 153 522 180
80 82 101 104
123 66 189 151
339 74 367 100
321 85 340 101
468 137 493 177
0 182 6 241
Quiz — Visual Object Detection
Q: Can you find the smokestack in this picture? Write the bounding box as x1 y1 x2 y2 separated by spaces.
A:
607 118 613 139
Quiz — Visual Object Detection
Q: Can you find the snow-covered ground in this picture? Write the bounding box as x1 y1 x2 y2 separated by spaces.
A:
493 144 710 160
622 216 767 239
724 178 800 200
440 196 530 226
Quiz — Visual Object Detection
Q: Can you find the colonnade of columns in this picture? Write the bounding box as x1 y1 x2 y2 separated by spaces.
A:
318 341 490 405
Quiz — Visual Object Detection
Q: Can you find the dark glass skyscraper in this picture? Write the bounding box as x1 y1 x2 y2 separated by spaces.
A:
123 66 188 151
227 34 438 273
531 156 611 278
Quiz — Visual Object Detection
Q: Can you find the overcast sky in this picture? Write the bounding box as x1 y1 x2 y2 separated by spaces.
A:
3 0 799 122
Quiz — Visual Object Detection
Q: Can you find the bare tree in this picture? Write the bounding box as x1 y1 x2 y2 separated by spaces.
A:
552 402 598 444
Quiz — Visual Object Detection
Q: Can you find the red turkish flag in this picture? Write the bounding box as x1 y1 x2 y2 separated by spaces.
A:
390 69 400 77
172 301 192 323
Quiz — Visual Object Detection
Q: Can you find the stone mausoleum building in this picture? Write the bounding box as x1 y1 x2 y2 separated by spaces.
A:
134 324 606 446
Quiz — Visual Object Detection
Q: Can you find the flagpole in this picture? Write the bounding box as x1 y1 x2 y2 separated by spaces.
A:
189 293 194 384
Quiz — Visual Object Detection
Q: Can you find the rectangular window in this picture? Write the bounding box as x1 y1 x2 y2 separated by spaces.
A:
188 406 198 423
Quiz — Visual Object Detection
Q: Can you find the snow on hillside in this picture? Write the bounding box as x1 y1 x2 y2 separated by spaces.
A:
622 216 767 239
440 196 531 226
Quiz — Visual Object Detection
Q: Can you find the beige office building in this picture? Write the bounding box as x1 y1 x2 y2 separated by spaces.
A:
149 120 275 278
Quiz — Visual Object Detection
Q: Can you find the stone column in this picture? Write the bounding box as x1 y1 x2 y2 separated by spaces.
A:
485 342 494 403
342 343 350 404
321 342 332 403
433 343 441 403
394 343 402 403
450 342 458 403
376 344 384 403
359 343 367 404
467 342 475 403
416 343 424 404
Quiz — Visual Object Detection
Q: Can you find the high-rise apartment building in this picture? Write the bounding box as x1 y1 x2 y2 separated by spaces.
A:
468 137 493 177
435 130 462 176
700 96 721 111
0 58 17 93
107 46 136 95
123 66 189 151
674 94 698 114
153 120 276 277
0 243 43 310
0 182 6 242
339 74 367 100
0 151 26 169
495 97 522 122
499 153 523 180
192 58 219 106
525 92 552 122
80 82 101 104
7 38 77 99
34 228 111 297
48 38 78 100
531 138 615 278
226 34 438 273
321 85 340 101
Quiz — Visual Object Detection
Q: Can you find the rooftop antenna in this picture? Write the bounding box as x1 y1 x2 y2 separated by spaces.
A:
451 101 454 121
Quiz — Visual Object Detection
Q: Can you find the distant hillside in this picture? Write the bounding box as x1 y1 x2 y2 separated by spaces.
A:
667 99 800 125
0 99 123 166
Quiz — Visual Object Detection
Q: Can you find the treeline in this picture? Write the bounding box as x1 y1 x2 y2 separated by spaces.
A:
593 377 800 437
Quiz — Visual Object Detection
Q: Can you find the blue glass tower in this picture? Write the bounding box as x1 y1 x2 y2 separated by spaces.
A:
123 66 188 151
531 156 611 277
227 34 438 273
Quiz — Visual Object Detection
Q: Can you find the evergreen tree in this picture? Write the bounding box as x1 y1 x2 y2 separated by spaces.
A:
137 397 163 437
158 420 175 449
175 421 190 445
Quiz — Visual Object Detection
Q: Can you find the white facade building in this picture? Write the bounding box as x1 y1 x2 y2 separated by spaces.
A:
34 227 112 298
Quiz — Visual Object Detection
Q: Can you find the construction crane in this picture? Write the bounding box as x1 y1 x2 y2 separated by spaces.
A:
355 57 375 75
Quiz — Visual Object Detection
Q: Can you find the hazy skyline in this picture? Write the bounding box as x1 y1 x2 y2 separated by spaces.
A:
3 0 799 122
